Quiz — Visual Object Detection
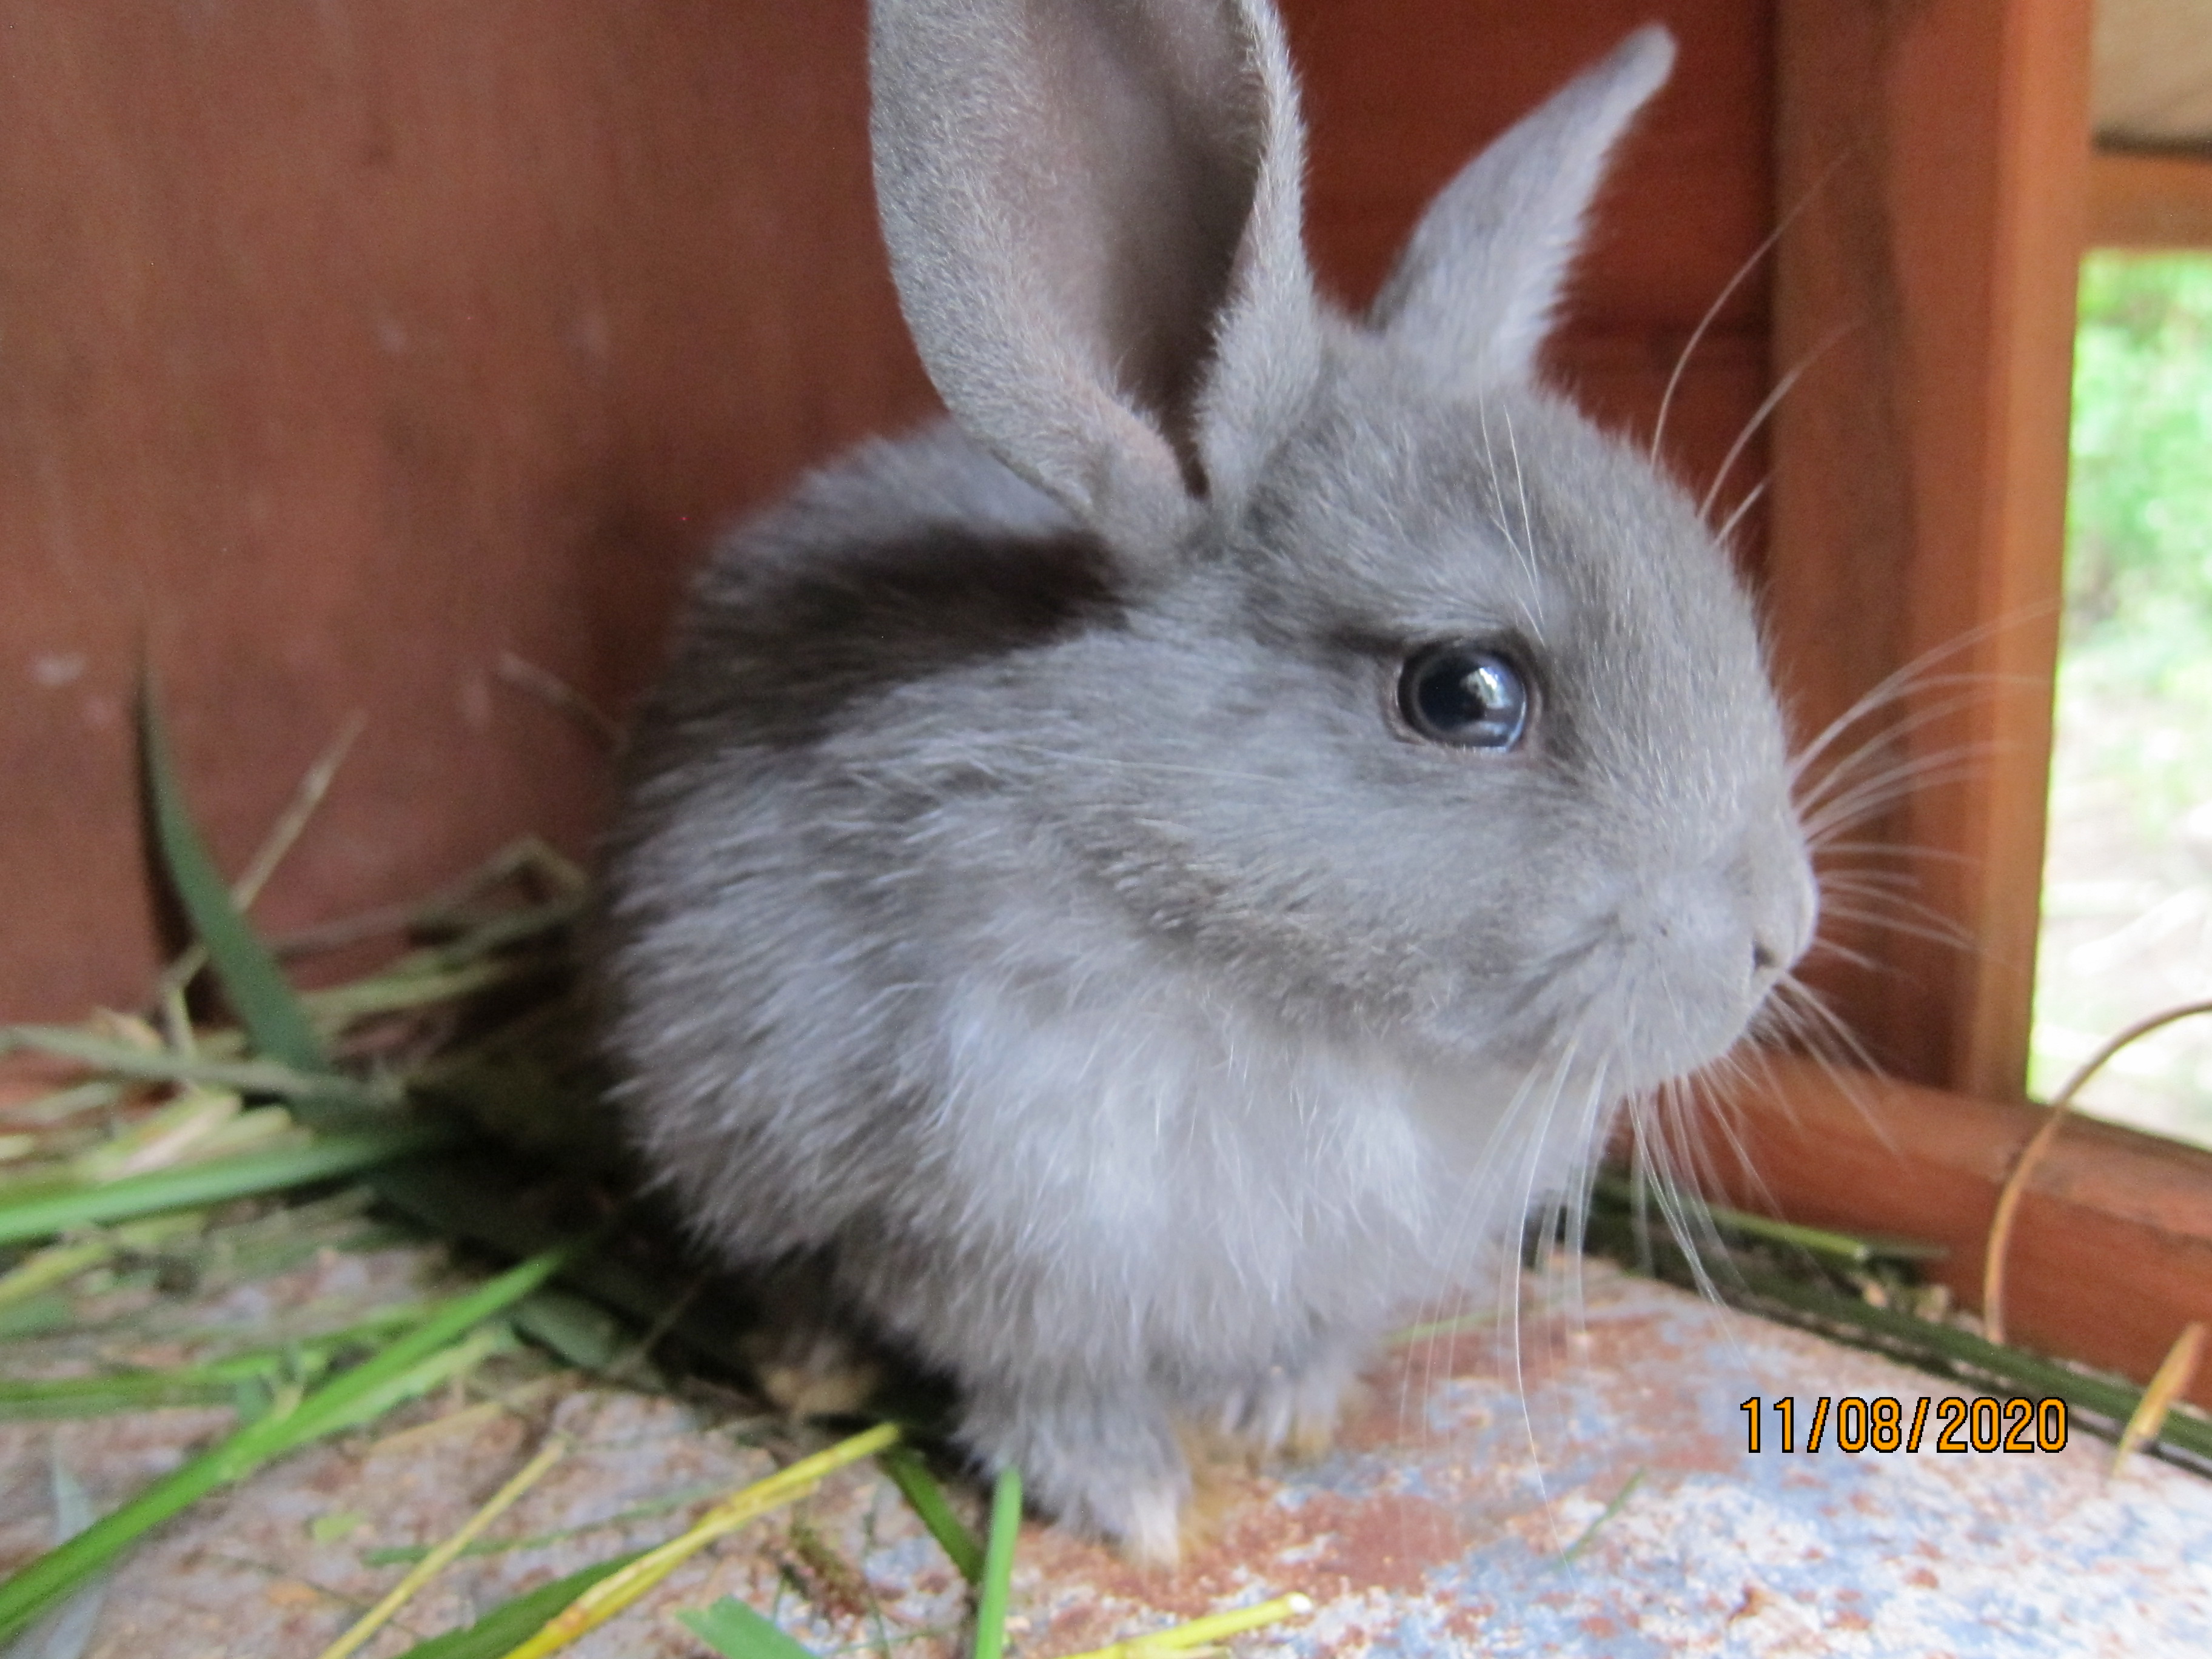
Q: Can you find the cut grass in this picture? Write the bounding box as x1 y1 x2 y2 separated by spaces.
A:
1051 1594 1315 1659
492 1422 901 1659
970 1467 1021 1659
0 1122 460 1248
0 1245 578 1646
315 1431 571 1659
0 1028 394 1112
0 1302 438 1419
137 679 328 1077
385 1553 651 1659
878 1447 985 1587
678 1597 821 1659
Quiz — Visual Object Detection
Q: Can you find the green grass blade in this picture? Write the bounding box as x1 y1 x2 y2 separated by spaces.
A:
510 1289 631 1372
0 1238 117 1310
138 679 326 1074
301 955 565 1028
0 1027 390 1109
301 1324 513 1438
381 1552 647 1659
0 1296 72 1341
1555 1468 1644 1565
677 1597 821 1659
7 1462 108 1659
0 1305 437 1420
0 1375 246 1419
1590 1173 1943 1267
247 1245 578 1453
357 1481 731 1567
0 1122 460 1248
0 1398 260 1644
879 1448 984 1586
971 1466 1021 1659
0 1245 577 1644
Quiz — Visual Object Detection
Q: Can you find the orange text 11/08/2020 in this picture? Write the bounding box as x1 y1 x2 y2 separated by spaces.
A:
1740 1395 2068 1454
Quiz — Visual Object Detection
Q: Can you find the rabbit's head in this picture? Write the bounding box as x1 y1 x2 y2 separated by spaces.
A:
870 0 1815 1104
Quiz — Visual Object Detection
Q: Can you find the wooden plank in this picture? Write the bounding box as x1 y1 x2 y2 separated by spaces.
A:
1685 1054 2212 1411
2088 147 2212 247
1766 0 2094 1099
1287 0 1776 566
0 0 933 1022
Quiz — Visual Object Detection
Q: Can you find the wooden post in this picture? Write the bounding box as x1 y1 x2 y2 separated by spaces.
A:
1768 0 2094 1100
2088 149 2212 249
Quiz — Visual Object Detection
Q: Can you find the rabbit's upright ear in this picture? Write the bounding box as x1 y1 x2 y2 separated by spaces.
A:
870 0 1319 563
1369 27 1674 387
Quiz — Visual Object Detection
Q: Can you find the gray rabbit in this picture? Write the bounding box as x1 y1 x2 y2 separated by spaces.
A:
597 0 1816 1561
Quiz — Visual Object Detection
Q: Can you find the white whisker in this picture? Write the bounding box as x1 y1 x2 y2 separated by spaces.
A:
1651 152 1845 463
1714 477 1768 551
1700 321 1854 524
1786 612 2055 786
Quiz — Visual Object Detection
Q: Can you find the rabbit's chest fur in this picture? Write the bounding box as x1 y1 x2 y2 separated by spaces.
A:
621 845 1490 1385
849 908 1478 1381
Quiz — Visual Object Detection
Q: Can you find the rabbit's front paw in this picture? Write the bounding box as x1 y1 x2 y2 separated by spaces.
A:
1211 1349 1361 1462
960 1384 1189 1566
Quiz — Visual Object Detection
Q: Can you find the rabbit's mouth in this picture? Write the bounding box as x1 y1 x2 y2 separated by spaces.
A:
1426 828 1818 1100
1594 892 1818 1093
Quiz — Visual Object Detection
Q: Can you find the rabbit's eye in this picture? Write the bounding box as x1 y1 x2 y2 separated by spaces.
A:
1398 643 1530 750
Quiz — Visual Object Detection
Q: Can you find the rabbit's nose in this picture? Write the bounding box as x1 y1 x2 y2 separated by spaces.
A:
1748 932 1792 1001
1738 805 1818 986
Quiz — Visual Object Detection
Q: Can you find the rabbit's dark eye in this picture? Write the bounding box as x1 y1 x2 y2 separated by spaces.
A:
1398 643 1530 750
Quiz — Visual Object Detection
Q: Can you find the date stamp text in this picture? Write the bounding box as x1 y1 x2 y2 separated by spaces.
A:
1740 1395 2069 1454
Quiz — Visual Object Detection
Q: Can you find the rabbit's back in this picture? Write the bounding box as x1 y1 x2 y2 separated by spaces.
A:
622 422 1111 762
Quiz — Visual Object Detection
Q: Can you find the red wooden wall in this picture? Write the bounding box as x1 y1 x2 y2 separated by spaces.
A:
0 0 1771 1022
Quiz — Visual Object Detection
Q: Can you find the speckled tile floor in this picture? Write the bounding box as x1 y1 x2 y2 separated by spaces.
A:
5 1255 2210 1659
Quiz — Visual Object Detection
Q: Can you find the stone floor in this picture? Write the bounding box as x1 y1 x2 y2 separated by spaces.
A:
4 1252 2210 1659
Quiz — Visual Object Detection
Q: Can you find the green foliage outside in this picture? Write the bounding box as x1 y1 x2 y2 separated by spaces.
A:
2031 252 2212 1136
2062 253 2212 769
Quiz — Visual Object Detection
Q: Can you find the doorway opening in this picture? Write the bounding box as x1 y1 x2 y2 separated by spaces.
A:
2032 249 2212 1144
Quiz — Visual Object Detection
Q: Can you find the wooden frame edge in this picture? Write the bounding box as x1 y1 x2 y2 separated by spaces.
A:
2088 147 2212 249
1768 0 2092 1098
1686 1053 2212 1411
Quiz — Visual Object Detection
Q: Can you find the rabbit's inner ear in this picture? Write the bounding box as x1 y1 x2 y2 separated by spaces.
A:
871 0 1315 558
1367 27 1675 388
1031 3 1259 469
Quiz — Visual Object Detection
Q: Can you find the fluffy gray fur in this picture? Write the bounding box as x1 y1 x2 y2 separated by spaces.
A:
597 1 1816 1561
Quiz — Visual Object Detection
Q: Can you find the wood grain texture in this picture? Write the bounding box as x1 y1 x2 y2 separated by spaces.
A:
1692 1054 2212 1411
0 0 934 1020
2088 147 2212 247
1767 0 2093 1099
1287 0 1775 548
0 0 1774 1022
